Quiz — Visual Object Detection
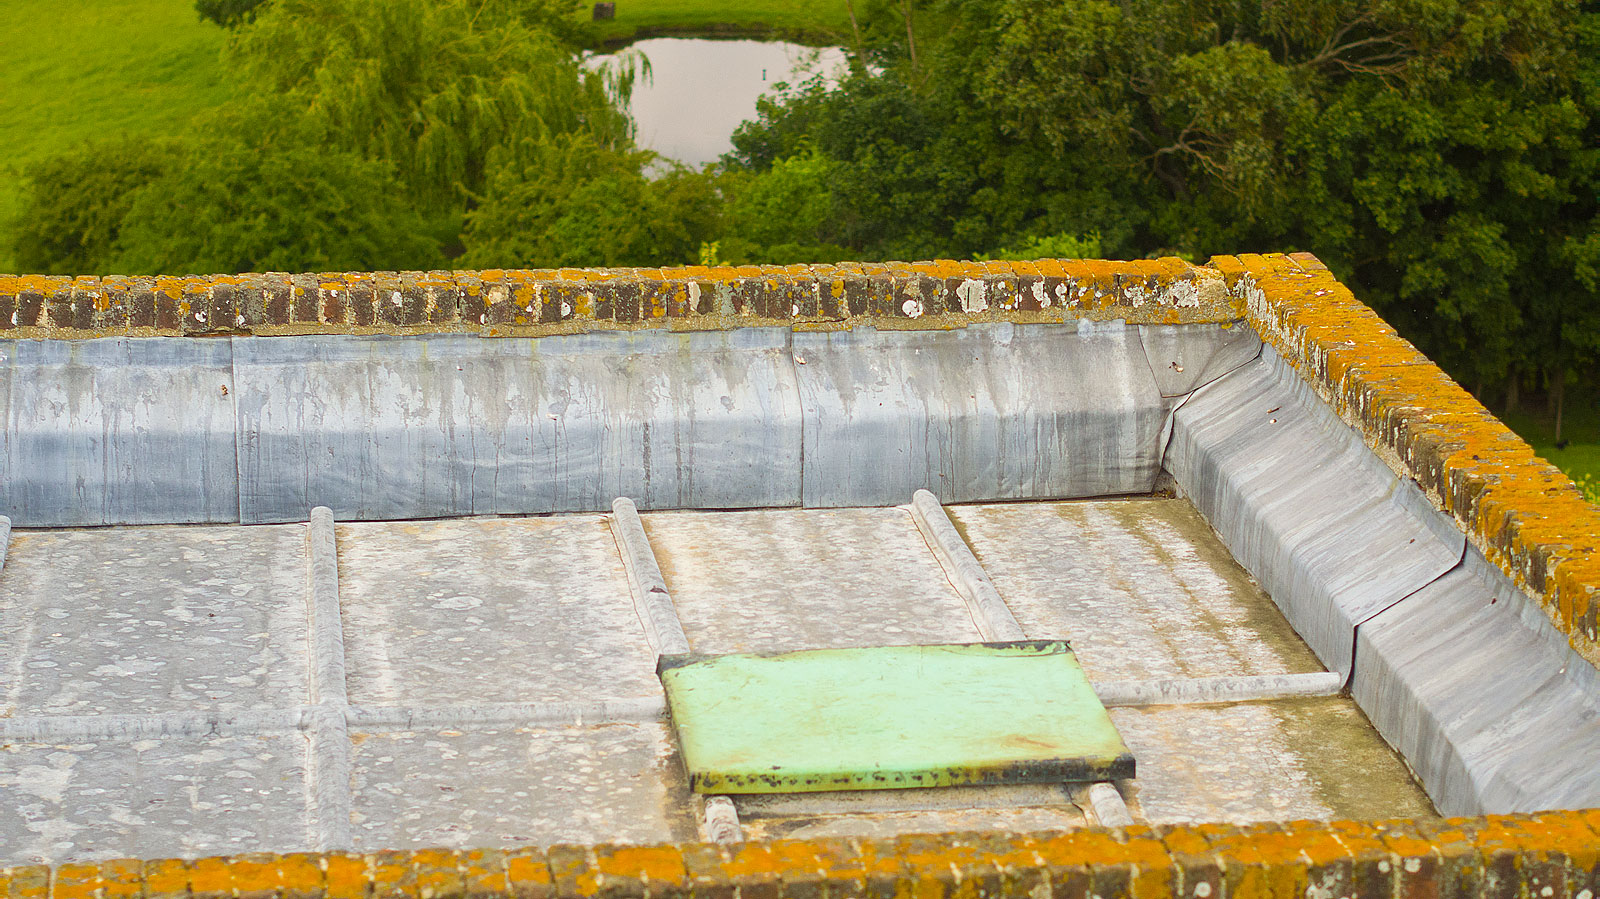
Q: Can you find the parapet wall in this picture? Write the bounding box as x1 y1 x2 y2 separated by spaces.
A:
1214 253 1600 668
0 261 1234 337
5 812 1598 899
2 255 1592 665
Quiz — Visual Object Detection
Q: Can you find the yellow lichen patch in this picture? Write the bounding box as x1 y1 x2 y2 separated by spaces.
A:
403 849 462 899
5 866 49 899
368 851 417 899
323 853 369 899
591 844 687 893
49 863 101 899
275 853 326 899
94 860 142 899
228 854 282 899
187 857 233 899
503 849 553 899
1110 827 1176 899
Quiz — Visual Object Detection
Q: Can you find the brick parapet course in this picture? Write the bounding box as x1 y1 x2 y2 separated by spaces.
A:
1217 252 1600 666
5 813 1599 899
0 260 1237 337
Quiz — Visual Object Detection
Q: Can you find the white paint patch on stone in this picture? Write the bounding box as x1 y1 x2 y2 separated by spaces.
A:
391 291 403 307
1031 281 1049 308
560 301 572 319
1171 280 1201 308
487 285 509 306
901 299 923 318
956 279 986 313
1195 883 1212 898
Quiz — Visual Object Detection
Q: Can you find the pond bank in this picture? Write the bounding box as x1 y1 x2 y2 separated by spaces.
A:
574 0 850 49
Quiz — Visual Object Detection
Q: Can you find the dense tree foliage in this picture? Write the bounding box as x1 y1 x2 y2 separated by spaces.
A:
114 137 441 274
9 139 181 276
728 0 1600 398
194 0 269 28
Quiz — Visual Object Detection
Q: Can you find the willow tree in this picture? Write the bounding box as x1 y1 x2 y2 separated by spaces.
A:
229 0 631 213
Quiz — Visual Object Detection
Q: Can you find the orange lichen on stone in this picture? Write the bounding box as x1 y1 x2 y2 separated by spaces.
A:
403 850 465 899
48 864 99 899
369 850 419 899
503 849 554 899
229 853 284 899
5 866 50 899
590 844 687 899
275 853 327 899
187 857 234 899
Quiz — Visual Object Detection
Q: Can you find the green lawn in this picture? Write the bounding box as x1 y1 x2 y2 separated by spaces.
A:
0 0 235 272
577 0 851 46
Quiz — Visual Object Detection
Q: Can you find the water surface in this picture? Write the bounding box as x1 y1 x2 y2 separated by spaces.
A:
596 38 847 166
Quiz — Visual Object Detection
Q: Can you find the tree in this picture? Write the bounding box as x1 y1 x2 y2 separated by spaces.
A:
229 0 621 212
6 139 180 275
462 134 720 268
727 0 1600 398
113 138 440 275
195 0 270 28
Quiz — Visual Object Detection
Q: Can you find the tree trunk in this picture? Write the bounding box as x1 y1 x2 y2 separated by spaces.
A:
900 0 918 78
1505 365 1519 413
1553 367 1566 445
844 0 865 71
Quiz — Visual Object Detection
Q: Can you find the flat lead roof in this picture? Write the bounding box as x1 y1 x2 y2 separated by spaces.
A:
0 496 1434 867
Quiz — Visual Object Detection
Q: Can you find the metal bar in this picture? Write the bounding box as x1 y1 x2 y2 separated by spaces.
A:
701 796 744 843
0 708 311 742
346 697 666 731
306 506 354 852
1086 782 1134 827
908 490 1026 642
610 497 692 657
1092 672 1345 707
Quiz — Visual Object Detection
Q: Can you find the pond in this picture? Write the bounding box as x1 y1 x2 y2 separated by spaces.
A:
593 38 849 167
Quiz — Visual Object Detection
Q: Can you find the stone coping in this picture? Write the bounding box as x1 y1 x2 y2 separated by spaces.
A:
0 260 1234 338
6 812 1598 899
1218 253 1600 667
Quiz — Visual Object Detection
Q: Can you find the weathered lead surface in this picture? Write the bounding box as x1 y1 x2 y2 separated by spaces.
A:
348 723 696 849
1136 322 1261 397
0 339 238 526
1353 546 1600 816
232 330 803 523
0 525 310 717
642 506 981 654
0 733 310 865
1110 697 1435 825
792 322 1166 506
336 517 660 706
1163 347 1465 673
948 499 1322 681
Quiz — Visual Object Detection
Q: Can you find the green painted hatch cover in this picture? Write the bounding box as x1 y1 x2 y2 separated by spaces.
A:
657 640 1135 794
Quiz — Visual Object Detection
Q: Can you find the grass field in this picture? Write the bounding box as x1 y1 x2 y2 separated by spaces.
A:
577 0 851 46
0 0 236 272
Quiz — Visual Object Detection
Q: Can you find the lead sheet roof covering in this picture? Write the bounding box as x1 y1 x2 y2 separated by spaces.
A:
1163 345 1465 674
